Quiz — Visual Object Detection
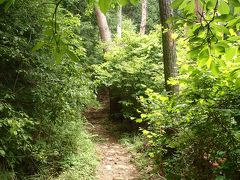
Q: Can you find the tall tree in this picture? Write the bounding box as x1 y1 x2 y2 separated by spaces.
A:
95 7 112 43
140 0 147 35
95 7 112 118
117 4 122 38
194 0 204 21
159 0 178 94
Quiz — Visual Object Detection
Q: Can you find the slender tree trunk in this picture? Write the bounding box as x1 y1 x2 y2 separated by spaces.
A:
95 7 112 118
159 0 178 94
117 4 122 38
194 0 203 21
140 0 147 35
95 7 112 43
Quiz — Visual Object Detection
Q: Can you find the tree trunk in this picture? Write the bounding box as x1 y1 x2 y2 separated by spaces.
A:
117 4 122 38
95 7 112 43
159 0 178 94
140 0 147 35
194 0 203 21
95 7 112 119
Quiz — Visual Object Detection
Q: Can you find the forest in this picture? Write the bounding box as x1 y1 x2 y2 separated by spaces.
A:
0 0 239 179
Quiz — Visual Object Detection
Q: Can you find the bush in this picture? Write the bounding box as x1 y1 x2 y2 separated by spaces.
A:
94 23 164 121
138 67 240 179
0 1 98 178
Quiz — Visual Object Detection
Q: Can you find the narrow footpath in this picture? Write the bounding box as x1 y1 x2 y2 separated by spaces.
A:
85 90 139 180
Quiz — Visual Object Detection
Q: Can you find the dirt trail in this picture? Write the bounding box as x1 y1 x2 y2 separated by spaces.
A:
85 89 139 180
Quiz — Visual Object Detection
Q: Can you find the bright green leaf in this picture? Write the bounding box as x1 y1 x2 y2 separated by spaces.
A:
235 78 240 89
4 0 14 12
210 60 219 75
218 0 230 14
129 0 138 5
99 0 111 14
230 0 240 7
32 41 45 52
198 48 209 67
136 119 143 123
66 49 80 62
171 0 184 9
119 0 128 6
225 47 238 60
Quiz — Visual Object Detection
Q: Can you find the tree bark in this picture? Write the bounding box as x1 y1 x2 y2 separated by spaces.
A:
194 0 203 21
95 7 112 43
140 0 147 35
159 0 178 94
95 7 112 119
117 4 122 38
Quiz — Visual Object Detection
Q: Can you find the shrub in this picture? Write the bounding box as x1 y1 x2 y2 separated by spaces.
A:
94 24 164 121
0 1 98 178
138 68 240 179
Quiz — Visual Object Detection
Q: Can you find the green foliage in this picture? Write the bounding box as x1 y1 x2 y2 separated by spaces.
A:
0 0 15 12
132 1 240 178
33 3 86 64
138 33 240 178
87 0 140 14
94 23 164 119
0 0 98 178
123 0 160 33
172 0 240 74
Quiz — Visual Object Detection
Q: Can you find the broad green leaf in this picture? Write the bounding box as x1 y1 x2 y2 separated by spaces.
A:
178 0 188 10
216 41 229 49
227 35 240 41
66 49 80 62
215 14 233 22
206 0 217 9
185 0 195 14
188 47 201 59
235 78 240 89
229 0 240 7
53 50 64 64
206 56 212 68
136 119 143 123
198 48 209 67
234 7 240 15
119 0 128 6
214 44 225 54
171 0 184 9
212 24 229 34
230 68 240 77
210 60 219 75
32 41 45 52
227 17 240 27
4 0 14 12
99 0 111 14
129 0 138 4
225 47 238 60
218 0 230 14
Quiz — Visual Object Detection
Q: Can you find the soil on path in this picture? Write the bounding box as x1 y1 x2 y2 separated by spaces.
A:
86 100 139 180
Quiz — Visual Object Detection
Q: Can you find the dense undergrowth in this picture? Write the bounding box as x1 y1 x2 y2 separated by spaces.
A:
1 0 240 179
94 17 240 179
94 24 164 120
0 0 98 179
